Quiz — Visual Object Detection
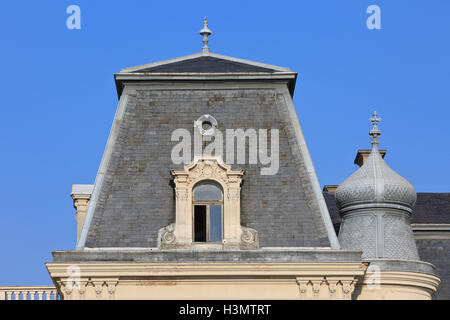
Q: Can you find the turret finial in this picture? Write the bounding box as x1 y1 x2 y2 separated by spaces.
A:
199 16 212 54
369 110 381 146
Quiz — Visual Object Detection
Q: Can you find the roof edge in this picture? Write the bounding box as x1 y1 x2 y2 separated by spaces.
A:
114 72 298 99
120 52 293 73
278 87 341 249
76 87 134 250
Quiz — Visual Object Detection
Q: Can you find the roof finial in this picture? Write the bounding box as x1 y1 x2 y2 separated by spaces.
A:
199 16 212 54
369 110 381 146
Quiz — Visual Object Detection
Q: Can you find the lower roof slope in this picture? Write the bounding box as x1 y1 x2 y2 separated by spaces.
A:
79 87 336 249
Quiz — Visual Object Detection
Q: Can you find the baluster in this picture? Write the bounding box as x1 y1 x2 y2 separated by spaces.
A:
0 288 60 300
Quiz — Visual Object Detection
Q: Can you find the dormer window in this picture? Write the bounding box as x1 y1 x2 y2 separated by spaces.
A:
193 182 223 242
159 155 258 250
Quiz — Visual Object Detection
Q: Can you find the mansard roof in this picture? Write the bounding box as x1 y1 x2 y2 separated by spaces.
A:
76 83 338 250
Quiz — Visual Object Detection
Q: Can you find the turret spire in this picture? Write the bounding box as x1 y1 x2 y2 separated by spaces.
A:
199 16 212 54
369 110 381 146
335 111 419 261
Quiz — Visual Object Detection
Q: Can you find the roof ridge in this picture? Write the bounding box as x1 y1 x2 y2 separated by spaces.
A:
120 52 292 73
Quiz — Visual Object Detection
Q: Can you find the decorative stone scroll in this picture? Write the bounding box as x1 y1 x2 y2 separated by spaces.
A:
159 155 258 249
158 223 176 247
240 227 259 249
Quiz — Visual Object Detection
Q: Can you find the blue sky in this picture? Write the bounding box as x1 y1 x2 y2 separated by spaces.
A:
0 1 449 285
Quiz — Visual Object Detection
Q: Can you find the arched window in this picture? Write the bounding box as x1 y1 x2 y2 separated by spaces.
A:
162 156 257 250
193 182 223 242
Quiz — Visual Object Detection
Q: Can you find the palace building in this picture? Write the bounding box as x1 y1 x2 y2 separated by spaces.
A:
2 18 449 300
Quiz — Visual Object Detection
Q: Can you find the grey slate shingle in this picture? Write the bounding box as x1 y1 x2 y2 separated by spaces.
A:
133 56 277 73
85 89 330 248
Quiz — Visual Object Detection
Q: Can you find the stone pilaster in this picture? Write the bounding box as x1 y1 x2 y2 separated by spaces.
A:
71 184 94 241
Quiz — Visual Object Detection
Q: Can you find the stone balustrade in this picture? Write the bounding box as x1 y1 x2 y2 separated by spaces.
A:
0 286 60 300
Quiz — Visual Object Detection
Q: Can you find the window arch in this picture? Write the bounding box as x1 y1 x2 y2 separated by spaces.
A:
193 181 223 242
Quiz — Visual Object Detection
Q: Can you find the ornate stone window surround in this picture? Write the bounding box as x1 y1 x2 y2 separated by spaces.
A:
159 155 258 249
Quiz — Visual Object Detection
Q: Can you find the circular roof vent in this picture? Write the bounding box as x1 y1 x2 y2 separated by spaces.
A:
195 114 217 136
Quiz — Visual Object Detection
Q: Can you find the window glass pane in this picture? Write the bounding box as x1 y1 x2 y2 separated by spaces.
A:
194 205 207 242
194 183 222 201
209 205 222 242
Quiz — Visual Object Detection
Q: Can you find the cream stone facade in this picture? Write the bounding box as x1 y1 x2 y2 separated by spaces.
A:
43 190 439 300
356 271 440 300
46 261 368 300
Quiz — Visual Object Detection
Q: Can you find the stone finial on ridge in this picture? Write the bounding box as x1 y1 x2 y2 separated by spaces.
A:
369 110 381 146
199 17 212 54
